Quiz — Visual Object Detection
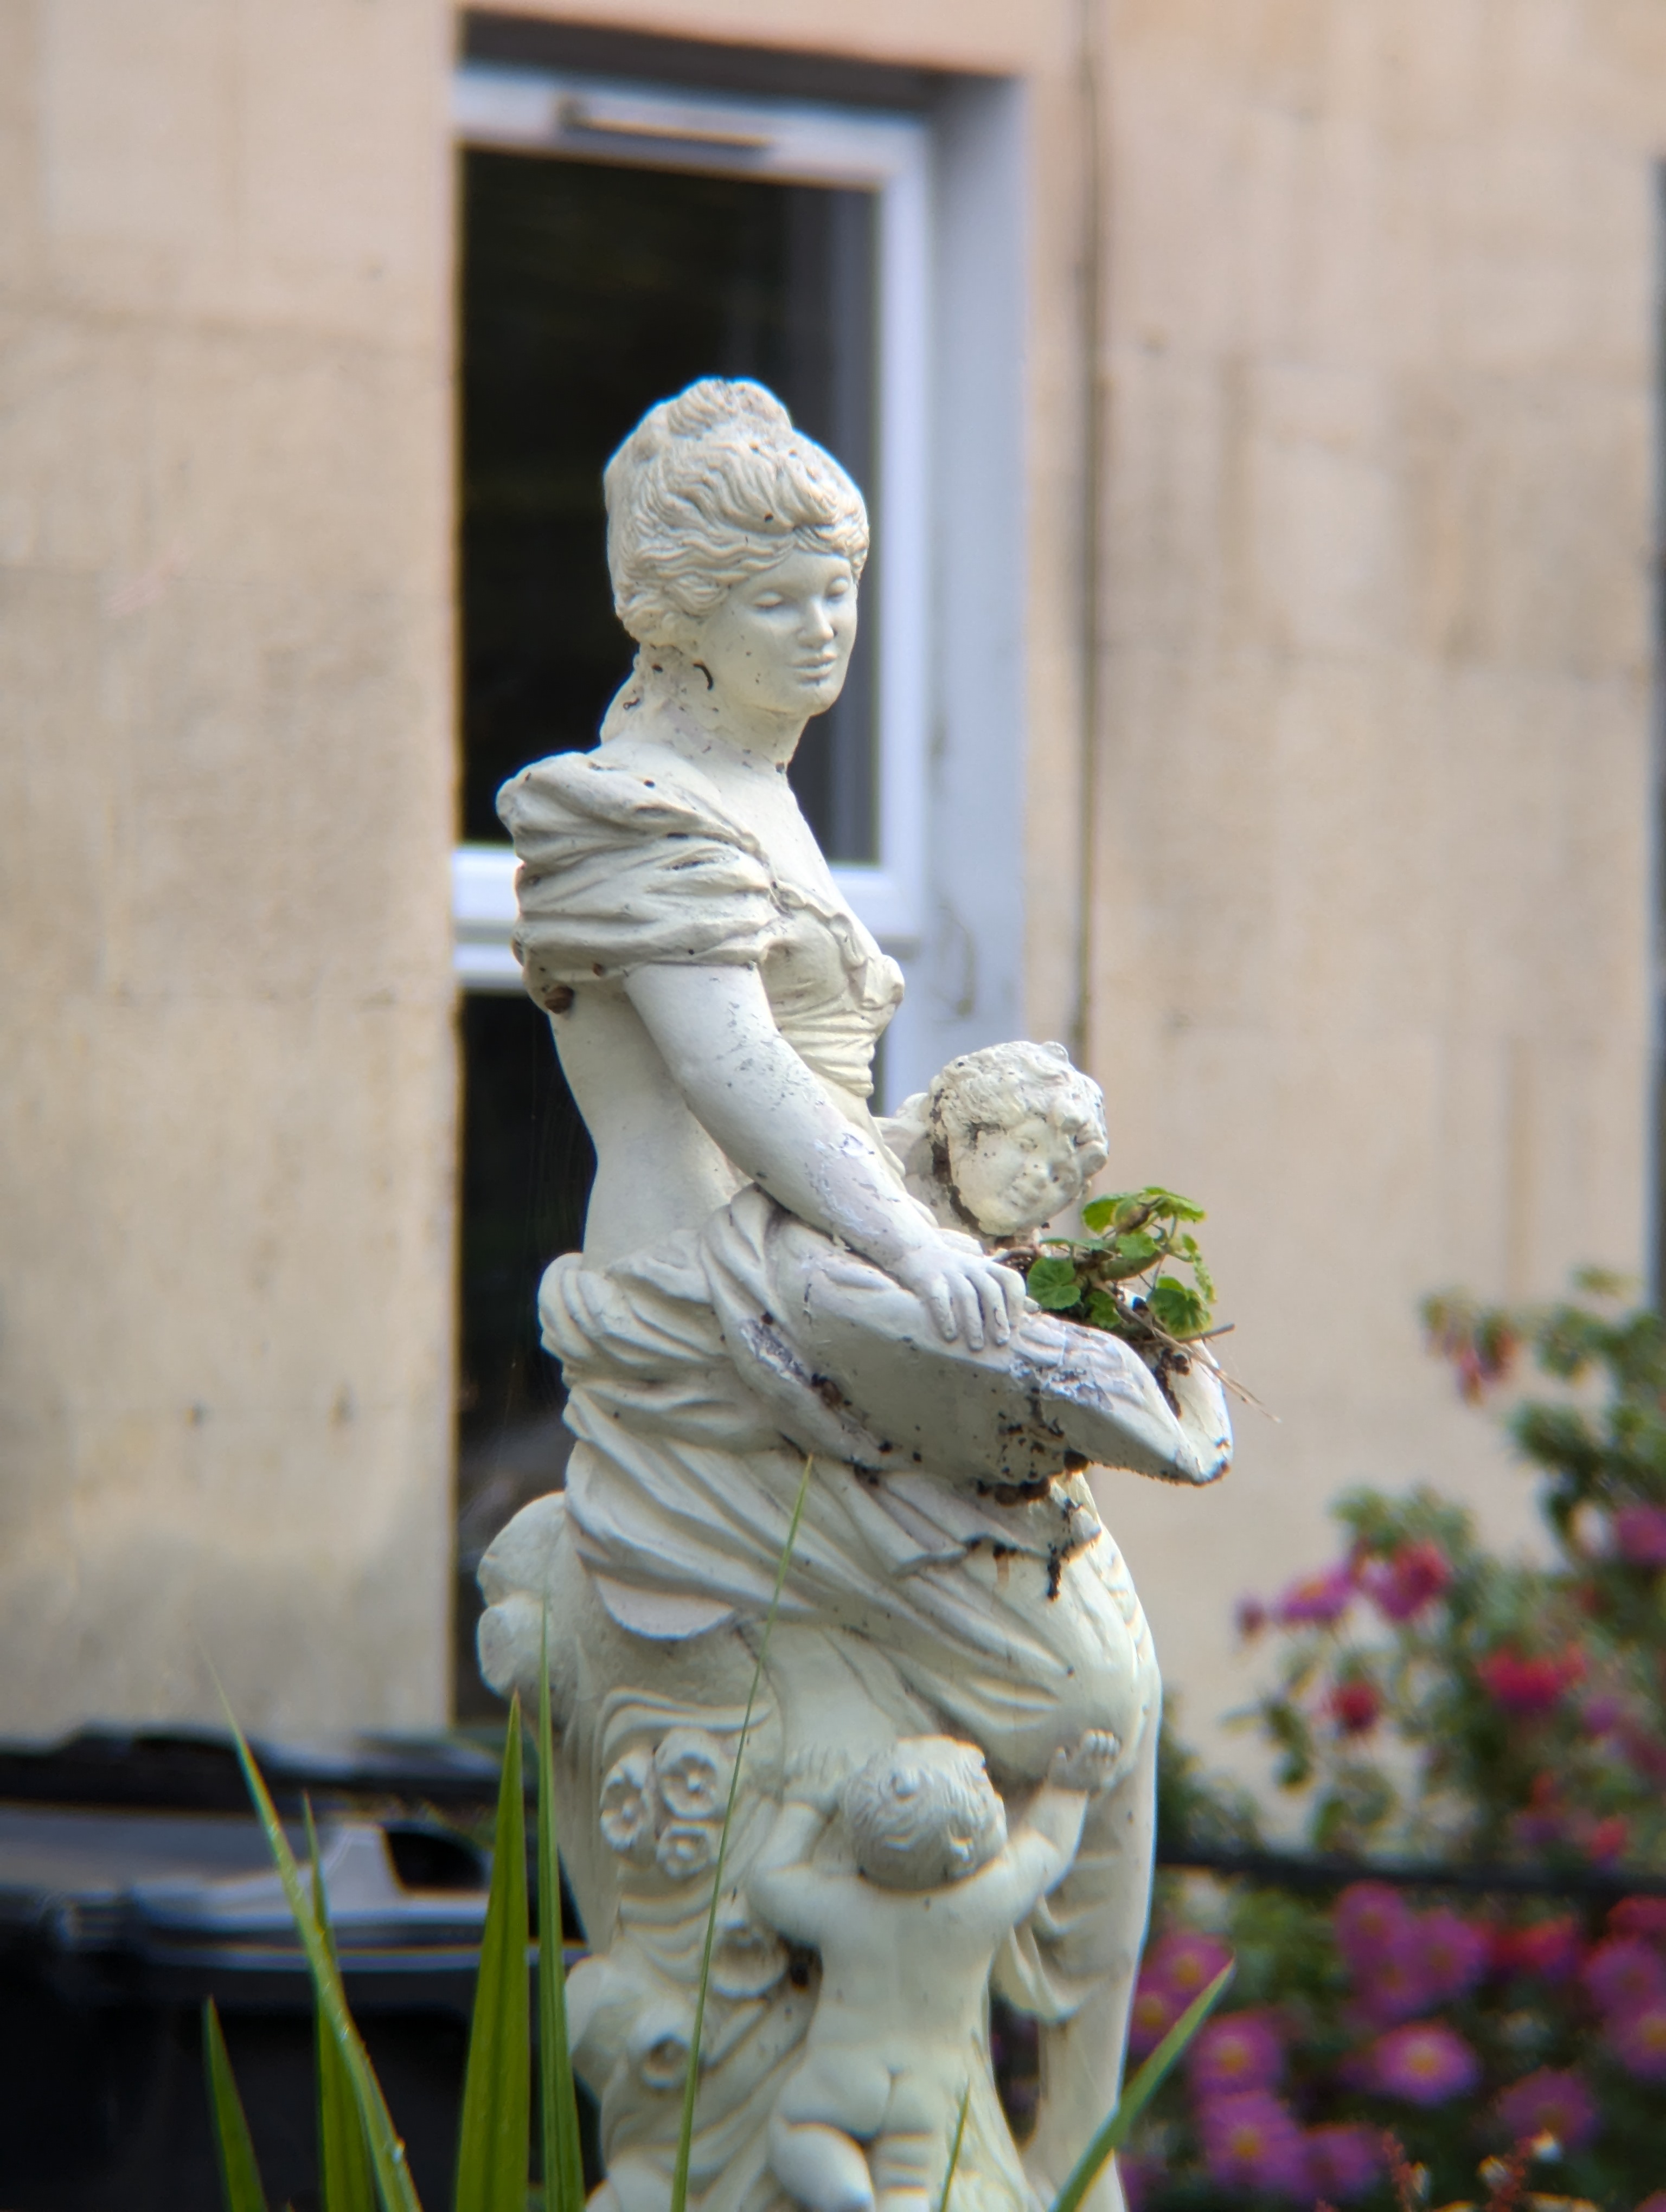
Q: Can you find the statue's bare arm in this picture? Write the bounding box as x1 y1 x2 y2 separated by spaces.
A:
624 961 1024 1348
747 1800 844 1945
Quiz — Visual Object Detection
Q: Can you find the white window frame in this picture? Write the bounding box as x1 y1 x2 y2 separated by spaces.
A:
449 62 932 989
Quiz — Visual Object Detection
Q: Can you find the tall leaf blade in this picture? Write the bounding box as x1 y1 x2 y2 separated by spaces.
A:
305 1802 376 2212
203 1998 271 2212
538 1613 586 2212
217 1695 424 2212
1048 1962 1235 2212
454 1701 531 2212
669 1455 815 2212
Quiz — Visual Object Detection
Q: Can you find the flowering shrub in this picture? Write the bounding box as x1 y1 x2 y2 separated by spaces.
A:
1126 1280 1666 2205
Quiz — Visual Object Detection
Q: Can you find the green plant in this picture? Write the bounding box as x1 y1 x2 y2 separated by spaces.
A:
1014 1187 1219 1361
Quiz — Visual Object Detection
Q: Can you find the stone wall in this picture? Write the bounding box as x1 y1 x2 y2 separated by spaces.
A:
0 0 458 1734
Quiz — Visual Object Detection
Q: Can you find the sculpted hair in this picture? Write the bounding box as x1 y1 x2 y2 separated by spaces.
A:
928 1041 1108 1159
604 378 869 647
843 1738 996 1892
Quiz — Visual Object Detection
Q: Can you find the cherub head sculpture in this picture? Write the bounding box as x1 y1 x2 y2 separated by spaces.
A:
927 1040 1110 1239
842 1735 1009 1892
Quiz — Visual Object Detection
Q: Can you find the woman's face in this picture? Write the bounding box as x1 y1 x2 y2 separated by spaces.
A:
689 549 858 723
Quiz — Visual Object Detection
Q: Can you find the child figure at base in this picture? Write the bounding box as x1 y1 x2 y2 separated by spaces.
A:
748 1731 1124 2212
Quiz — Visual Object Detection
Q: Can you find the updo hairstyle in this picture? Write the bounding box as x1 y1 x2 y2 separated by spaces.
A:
604 378 869 650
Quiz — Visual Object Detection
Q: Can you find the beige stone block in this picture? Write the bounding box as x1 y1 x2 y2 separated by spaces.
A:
483 0 1074 75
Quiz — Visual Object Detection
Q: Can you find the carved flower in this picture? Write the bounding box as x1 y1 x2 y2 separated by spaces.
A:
709 1893 789 1998
653 1728 733 1823
627 2001 694 2091
599 1749 658 1864
655 1820 717 1882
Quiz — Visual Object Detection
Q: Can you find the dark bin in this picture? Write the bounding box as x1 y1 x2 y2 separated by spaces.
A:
0 1725 501 2212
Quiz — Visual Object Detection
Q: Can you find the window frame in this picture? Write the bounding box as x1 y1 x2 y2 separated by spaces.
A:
449 61 933 988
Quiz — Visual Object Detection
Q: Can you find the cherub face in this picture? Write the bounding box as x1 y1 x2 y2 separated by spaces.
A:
949 1113 1107 1238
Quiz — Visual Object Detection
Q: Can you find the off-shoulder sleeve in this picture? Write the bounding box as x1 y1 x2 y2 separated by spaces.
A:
496 753 785 1005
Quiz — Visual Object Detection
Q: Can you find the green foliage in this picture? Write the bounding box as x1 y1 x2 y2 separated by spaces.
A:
1011 1187 1220 1355
306 1802 375 2212
537 1616 585 2212
454 1706 531 2212
203 1999 270 2212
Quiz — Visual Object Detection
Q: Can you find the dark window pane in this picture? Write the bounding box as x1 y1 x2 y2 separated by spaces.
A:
459 149 878 860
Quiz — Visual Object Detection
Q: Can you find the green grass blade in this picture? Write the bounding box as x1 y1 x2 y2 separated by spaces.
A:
216 1692 423 2212
305 1802 376 2212
670 1454 815 2212
937 2083 971 2212
203 1998 271 2212
537 1611 586 2212
454 1699 531 2212
1048 1962 1235 2212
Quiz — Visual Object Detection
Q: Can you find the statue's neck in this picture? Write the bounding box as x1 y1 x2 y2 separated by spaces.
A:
605 646 804 773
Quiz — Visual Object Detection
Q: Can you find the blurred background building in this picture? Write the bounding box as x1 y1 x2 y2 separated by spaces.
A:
2 0 1659 1766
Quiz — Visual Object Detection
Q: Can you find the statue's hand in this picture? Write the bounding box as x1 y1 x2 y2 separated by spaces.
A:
1049 1728 1124 1794
891 1237 1026 1350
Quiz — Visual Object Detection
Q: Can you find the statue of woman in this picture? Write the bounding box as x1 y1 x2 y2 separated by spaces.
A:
478 380 1227 2212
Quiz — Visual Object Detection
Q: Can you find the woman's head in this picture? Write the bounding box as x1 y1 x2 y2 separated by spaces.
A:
604 379 868 651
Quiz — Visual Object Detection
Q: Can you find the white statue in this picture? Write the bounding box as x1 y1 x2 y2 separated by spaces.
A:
477 379 1230 2212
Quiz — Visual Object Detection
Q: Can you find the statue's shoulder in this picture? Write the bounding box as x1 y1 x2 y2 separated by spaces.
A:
497 741 760 860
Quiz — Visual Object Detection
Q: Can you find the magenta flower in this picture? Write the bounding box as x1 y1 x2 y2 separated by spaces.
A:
1476 1645 1585 1718
1197 2091 1311 2196
1364 2019 1482 2106
1116 2151 1158 2212
1636 2196 1666 2212
1491 1915 1582 1984
1581 1934 1666 2017
1187 2009 1284 2097
1142 1927 1233 2000
1353 1937 1435 2028
1333 1882 1412 1972
1610 1896 1666 1944
1126 1977 1182 2058
1276 1565 1354 1627
1412 1908 1489 2004
1493 2067 1599 2153
1305 2123 1384 2202
1606 1999 1666 2082
1327 1677 1384 1735
1361 1538 1453 1621
1238 1596 1268 1639
1612 1502 1666 1567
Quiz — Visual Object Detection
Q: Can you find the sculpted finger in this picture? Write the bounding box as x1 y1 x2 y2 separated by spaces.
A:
929 1278 959 1341
982 1271 1013 1345
956 1274 986 1351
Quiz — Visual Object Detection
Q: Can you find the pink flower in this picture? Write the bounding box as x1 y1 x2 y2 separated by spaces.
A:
1610 1896 1666 1945
1582 1935 1666 2017
1412 1908 1489 2004
1328 1678 1384 1736
1276 1565 1355 1627
1493 2067 1600 2153
1305 2124 1384 2202
1115 2151 1158 2211
1363 2020 1482 2106
1612 1503 1666 1567
1491 1916 1582 1984
1476 1646 1586 1718
1361 1539 1453 1622
1582 1693 1625 1735
1353 1939 1435 2029
1187 2009 1284 2097
1635 2196 1666 2212
1197 2091 1310 2196
1238 1596 1268 1639
1606 1999 1666 2082
1143 1927 1233 2000
1334 1882 1412 1972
